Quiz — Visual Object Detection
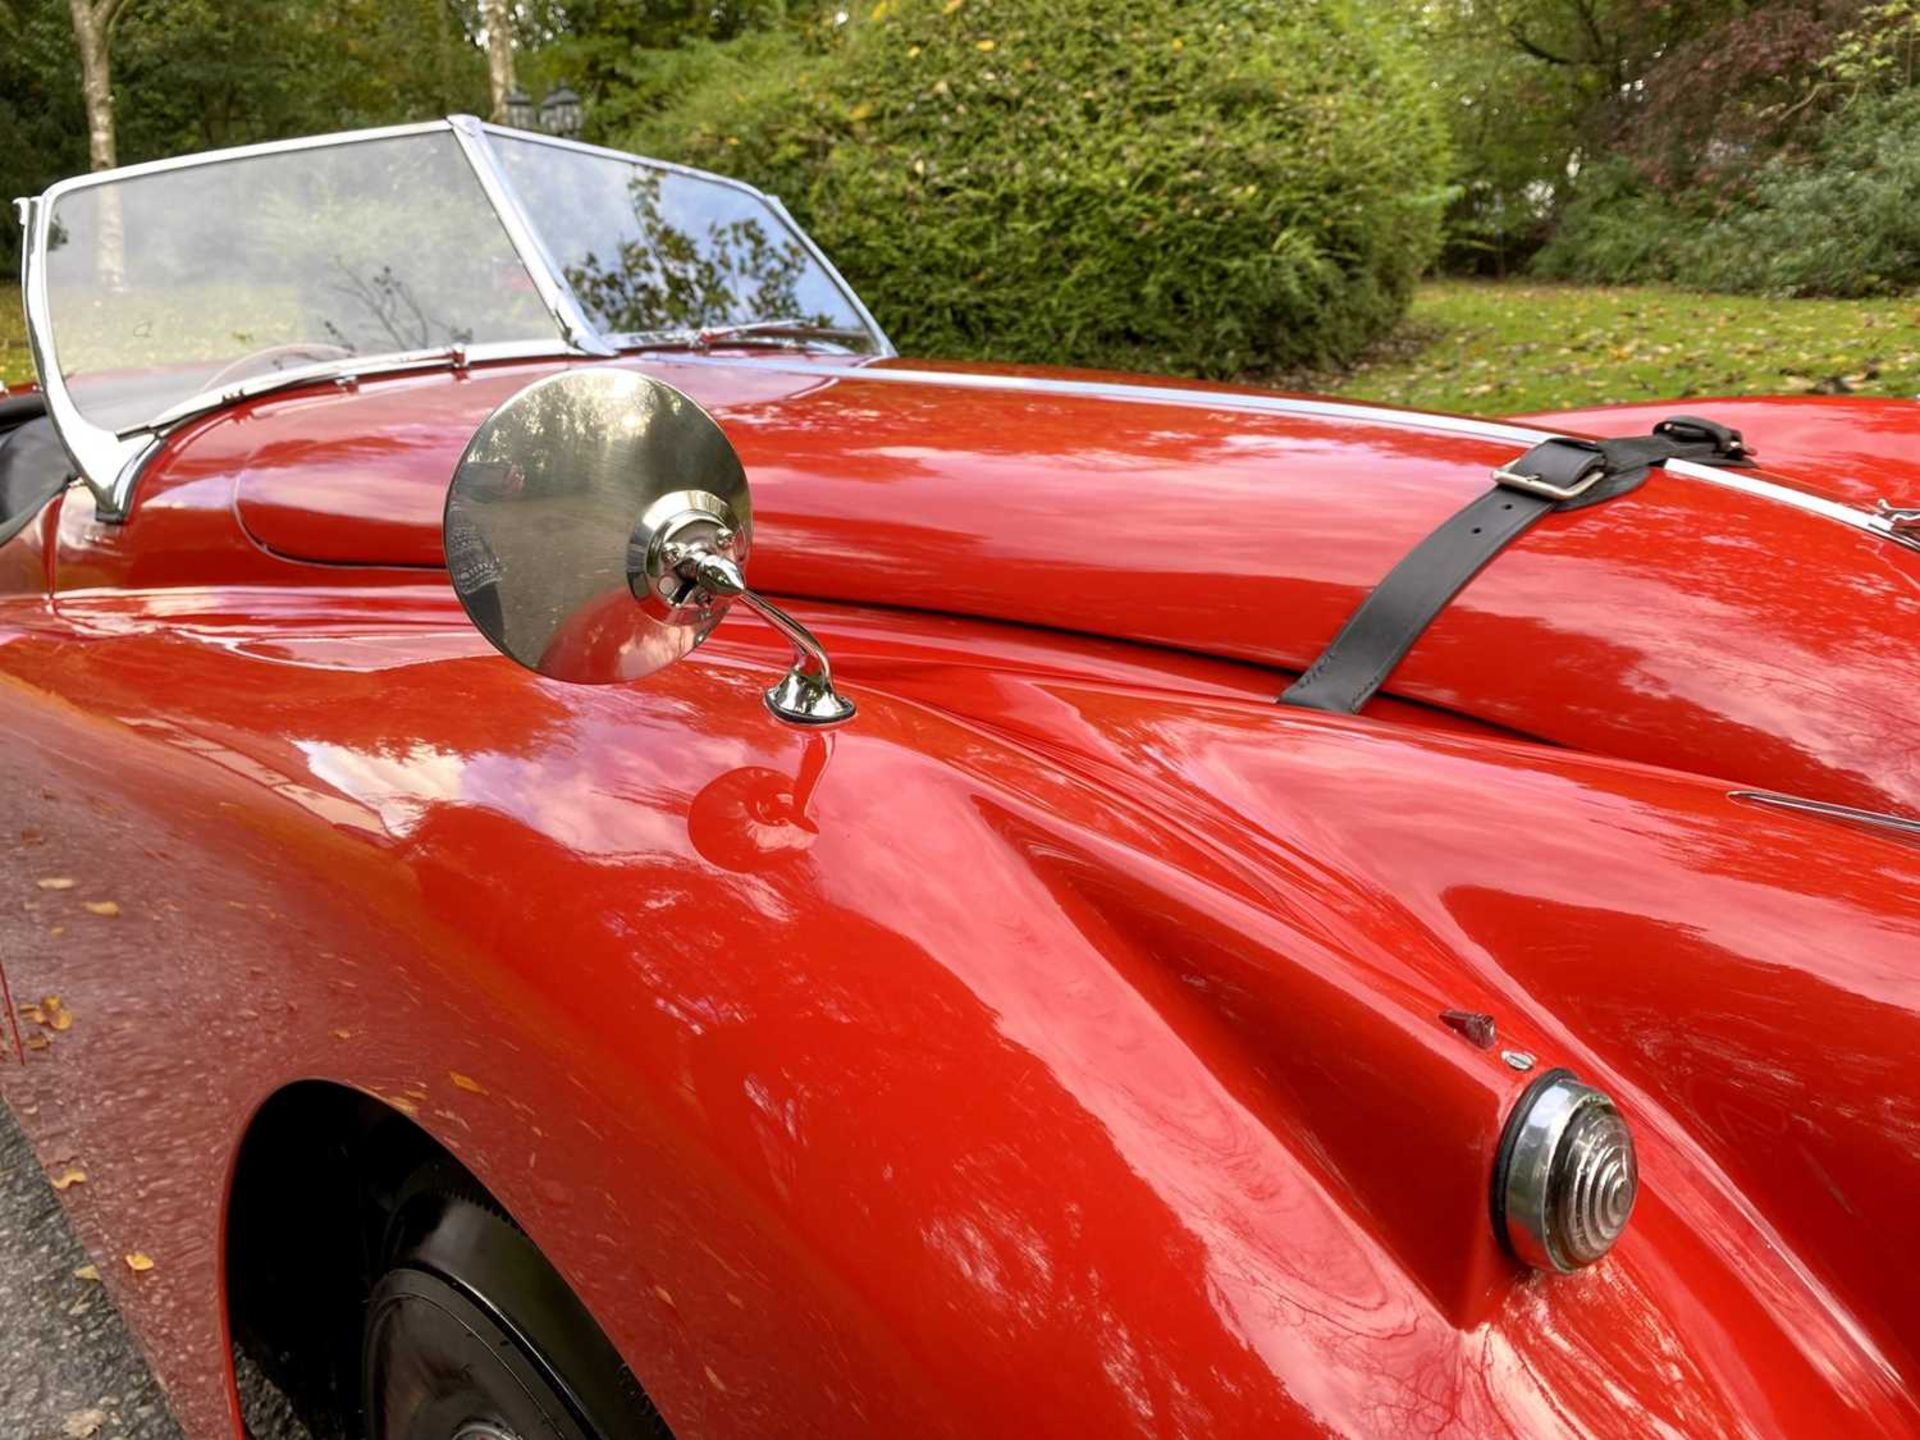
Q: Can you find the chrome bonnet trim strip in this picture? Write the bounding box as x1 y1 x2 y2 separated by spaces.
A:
639 355 1893 541
1730 790 1920 840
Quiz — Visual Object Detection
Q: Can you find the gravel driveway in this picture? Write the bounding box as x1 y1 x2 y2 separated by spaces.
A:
0 1100 184 1439
0 1101 315 1440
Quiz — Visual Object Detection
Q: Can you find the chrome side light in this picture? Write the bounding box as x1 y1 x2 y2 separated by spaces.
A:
1494 1071 1638 1273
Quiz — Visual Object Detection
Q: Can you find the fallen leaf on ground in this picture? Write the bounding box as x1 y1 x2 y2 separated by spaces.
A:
50 1167 86 1190
83 900 121 917
36 877 75 890
26 1034 49 1050
62 1409 107 1438
73 1263 100 1282
124 1251 154 1273
41 995 73 1031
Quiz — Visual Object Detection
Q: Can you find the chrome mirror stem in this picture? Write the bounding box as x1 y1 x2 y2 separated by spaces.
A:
687 552 857 727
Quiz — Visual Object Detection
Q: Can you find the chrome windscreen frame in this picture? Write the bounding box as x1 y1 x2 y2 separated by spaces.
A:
12 116 892 521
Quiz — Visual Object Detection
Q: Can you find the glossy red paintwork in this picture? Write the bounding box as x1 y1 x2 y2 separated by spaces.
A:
2 353 1919 1439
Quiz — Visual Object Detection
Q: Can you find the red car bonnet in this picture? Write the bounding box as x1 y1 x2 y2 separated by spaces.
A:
203 355 1920 816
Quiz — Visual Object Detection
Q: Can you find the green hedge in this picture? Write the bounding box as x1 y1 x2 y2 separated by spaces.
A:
625 0 1451 378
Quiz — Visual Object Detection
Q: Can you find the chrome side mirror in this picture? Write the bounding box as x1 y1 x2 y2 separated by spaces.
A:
444 369 854 725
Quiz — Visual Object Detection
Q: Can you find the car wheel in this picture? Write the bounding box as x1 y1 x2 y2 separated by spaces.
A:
363 1183 673 1440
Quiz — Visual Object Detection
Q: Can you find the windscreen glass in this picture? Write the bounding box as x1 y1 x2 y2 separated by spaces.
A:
490 134 874 346
43 131 557 431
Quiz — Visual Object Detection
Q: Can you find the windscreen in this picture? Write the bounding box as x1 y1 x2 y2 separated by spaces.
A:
489 133 874 346
42 131 558 431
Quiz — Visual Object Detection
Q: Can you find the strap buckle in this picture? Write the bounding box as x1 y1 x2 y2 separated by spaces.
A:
1654 414 1749 459
1873 499 1920 553
1492 458 1607 503
1876 499 1920 535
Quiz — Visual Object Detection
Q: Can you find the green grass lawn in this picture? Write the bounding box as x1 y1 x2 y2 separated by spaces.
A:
1 301 30 390
1325 279 1920 415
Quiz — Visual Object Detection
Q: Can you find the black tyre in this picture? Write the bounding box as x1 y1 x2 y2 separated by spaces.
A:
363 1186 673 1440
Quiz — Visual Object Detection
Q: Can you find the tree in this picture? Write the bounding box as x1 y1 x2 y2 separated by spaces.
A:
484 0 516 121
65 0 133 283
65 0 131 171
111 0 488 157
1421 0 1869 272
0 0 88 271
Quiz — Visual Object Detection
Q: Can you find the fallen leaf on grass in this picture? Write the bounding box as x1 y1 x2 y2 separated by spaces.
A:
83 900 121 917
36 877 75 890
73 1263 100 1282
50 1167 86 1190
124 1251 154 1273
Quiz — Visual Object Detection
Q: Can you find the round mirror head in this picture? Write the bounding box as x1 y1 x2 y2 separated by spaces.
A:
444 369 752 685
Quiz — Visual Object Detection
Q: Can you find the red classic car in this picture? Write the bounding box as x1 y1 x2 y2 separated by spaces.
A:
4 117 1920 1440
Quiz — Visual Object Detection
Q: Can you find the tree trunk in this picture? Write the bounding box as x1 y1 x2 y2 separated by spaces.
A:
67 0 126 287
68 0 117 171
484 0 517 123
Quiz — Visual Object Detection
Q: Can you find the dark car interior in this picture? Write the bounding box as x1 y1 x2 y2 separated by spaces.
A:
0 392 72 548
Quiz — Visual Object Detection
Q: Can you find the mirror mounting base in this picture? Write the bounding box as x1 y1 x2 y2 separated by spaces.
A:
685 552 857 728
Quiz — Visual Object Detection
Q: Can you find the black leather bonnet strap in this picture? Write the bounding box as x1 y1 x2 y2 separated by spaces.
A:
1279 416 1752 716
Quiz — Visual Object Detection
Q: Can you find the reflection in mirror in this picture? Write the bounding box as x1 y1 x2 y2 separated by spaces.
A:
446 368 752 685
